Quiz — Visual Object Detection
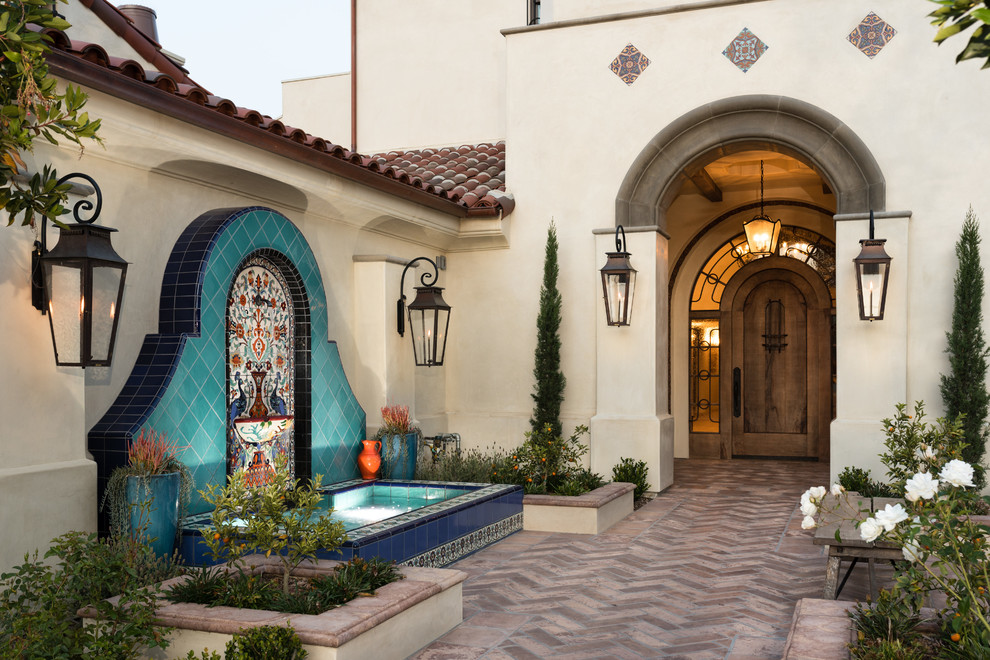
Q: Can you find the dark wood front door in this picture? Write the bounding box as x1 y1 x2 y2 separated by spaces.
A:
719 258 831 460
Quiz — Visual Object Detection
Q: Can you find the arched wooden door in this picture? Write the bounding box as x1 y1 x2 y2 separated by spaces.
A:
718 258 831 460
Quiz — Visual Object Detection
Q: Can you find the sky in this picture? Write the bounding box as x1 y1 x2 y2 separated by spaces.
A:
151 0 351 118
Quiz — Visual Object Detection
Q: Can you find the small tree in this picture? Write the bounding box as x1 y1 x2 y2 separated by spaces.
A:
929 0 990 69
1 0 102 227
940 207 989 488
531 221 565 437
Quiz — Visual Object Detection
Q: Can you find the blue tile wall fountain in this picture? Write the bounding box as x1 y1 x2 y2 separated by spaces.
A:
89 207 366 528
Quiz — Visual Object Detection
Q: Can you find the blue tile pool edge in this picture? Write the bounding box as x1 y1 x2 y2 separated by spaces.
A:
179 481 524 567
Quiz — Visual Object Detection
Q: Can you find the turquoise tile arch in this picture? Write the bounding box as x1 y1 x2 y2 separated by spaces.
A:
89 207 366 528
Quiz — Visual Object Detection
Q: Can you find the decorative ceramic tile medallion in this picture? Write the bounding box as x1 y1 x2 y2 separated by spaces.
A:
227 255 295 486
610 43 651 85
847 12 896 59
722 28 768 73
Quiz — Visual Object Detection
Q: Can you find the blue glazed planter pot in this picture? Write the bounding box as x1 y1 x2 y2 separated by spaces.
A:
126 472 180 559
383 432 418 480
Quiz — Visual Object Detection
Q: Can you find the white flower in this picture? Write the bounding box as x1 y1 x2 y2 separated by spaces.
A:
919 444 937 460
874 503 909 531
801 515 817 530
799 487 826 516
808 486 827 500
905 472 939 502
939 459 975 488
800 497 818 517
902 539 923 562
830 483 845 496
860 517 883 543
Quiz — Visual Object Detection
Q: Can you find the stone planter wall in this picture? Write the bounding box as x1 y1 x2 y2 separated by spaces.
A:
81 556 466 660
522 481 635 534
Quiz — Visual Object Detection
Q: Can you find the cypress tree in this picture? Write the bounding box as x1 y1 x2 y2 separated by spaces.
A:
531 221 566 436
940 206 989 488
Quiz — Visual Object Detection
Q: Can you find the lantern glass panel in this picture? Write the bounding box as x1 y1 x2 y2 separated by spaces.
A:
604 271 636 325
91 264 123 362
45 261 83 365
859 261 888 319
743 216 781 256
408 306 450 366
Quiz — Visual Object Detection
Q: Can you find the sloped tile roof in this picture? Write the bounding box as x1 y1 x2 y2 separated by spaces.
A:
40 27 508 216
372 143 507 211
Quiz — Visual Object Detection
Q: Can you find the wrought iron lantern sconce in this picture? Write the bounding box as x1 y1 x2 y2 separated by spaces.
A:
396 257 451 367
30 173 128 367
600 225 637 326
853 210 892 321
742 160 782 257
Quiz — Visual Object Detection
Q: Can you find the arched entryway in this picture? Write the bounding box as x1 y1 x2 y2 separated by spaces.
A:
592 96 885 487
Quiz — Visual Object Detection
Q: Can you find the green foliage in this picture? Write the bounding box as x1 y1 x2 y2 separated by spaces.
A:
838 466 897 499
849 589 925 653
554 469 605 496
0 0 102 227
166 557 402 617
415 445 518 484
181 650 222 660
199 455 347 595
612 457 651 499
513 424 590 494
531 220 566 437
0 531 181 658
879 402 965 491
940 207 990 489
224 625 306 660
929 0 990 69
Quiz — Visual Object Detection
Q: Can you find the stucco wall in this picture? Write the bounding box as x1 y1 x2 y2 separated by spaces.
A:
281 73 352 145
353 0 522 152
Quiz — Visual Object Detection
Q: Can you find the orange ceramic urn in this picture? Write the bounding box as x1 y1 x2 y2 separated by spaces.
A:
358 440 382 479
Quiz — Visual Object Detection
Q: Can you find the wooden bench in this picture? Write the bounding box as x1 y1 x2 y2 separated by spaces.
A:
812 494 903 599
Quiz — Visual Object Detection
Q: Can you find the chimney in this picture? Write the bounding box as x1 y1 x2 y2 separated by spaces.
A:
117 5 159 43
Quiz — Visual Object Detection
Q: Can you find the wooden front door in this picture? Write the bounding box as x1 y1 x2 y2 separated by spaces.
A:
719 258 831 460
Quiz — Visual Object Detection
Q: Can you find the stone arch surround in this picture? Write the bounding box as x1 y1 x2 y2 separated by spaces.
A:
615 95 886 232
89 207 365 527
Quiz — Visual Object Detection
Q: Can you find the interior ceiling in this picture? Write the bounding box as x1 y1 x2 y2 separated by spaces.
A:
683 150 827 202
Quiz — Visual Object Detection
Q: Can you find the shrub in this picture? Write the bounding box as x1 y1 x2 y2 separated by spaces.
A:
612 457 651 499
838 466 897 499
531 221 566 437
0 531 180 658
513 424 590 494
224 625 306 660
199 455 347 595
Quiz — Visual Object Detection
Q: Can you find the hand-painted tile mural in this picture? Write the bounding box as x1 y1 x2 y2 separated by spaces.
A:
227 256 295 486
89 207 366 531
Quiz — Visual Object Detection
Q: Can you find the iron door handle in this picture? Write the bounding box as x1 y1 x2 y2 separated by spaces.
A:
733 367 741 418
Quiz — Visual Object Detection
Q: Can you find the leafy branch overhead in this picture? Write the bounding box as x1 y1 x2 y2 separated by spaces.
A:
1 0 102 227
930 0 990 68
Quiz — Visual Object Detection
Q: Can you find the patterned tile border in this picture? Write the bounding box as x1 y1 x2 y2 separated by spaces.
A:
403 513 524 568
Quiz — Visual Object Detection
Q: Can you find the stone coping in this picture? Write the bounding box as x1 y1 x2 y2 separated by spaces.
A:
522 481 634 508
80 555 466 648
783 598 856 659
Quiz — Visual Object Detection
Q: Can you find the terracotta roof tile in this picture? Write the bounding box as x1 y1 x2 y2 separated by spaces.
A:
42 28 508 216
371 141 508 211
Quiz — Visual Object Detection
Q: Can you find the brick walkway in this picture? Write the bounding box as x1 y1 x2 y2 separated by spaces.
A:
411 458 886 660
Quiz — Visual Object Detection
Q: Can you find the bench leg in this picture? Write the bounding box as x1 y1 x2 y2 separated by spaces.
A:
823 556 840 599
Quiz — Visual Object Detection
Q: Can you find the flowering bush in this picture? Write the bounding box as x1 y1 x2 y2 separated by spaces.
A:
801 416 990 654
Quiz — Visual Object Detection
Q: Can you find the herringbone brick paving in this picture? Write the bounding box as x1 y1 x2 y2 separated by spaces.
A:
411 459 892 660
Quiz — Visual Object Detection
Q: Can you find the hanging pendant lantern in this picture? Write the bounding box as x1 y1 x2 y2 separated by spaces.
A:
853 210 892 321
396 257 451 366
743 160 782 257
600 225 637 326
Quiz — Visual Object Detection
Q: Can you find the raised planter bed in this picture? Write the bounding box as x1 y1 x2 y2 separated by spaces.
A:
81 555 466 660
522 481 634 534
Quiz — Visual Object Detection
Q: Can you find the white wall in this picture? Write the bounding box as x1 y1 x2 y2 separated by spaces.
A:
281 73 352 145
352 0 524 152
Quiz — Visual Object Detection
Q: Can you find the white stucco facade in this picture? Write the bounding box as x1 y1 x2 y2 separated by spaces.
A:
2 0 989 572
